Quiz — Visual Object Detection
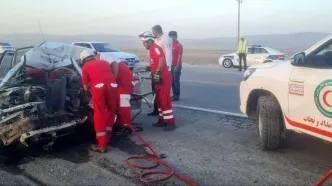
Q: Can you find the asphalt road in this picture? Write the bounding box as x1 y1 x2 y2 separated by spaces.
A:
139 63 244 114
1 107 332 185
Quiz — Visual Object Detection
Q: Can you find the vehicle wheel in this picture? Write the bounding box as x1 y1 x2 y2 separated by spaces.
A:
257 96 282 150
222 59 233 68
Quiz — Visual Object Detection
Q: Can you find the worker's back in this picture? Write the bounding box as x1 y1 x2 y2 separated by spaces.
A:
82 59 116 86
116 62 134 86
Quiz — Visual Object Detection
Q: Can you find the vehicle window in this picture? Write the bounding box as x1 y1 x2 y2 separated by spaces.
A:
268 48 282 54
247 48 254 54
91 43 120 52
251 48 260 54
305 41 332 68
0 52 14 78
317 44 332 55
73 43 84 47
13 48 32 66
257 48 269 54
84 44 93 49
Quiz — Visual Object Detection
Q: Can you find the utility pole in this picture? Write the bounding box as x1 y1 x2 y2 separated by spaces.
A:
236 0 242 45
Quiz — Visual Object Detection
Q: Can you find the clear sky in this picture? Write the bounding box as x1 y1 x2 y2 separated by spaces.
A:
1 0 331 38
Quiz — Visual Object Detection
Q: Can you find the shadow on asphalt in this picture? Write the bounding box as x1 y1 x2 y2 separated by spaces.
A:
0 122 147 176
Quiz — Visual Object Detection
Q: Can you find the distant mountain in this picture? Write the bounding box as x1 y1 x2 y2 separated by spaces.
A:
0 32 330 52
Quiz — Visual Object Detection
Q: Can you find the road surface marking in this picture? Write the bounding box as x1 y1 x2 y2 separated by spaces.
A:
181 80 239 86
142 99 247 118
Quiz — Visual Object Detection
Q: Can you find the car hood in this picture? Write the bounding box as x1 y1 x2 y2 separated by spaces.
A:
250 60 289 69
99 52 139 61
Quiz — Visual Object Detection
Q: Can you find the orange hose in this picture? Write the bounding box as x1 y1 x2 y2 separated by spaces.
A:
315 170 332 186
126 126 197 185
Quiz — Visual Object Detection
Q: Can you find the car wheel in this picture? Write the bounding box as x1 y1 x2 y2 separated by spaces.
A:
222 59 233 68
257 96 282 150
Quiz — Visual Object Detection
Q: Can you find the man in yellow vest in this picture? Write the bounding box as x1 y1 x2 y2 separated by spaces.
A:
237 36 248 71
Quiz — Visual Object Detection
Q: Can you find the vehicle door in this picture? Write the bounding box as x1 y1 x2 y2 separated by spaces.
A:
245 48 254 66
255 48 269 63
288 39 332 140
0 51 15 79
249 48 269 65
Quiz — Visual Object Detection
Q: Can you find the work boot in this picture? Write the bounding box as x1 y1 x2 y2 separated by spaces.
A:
152 120 167 127
147 110 159 116
172 96 180 101
163 124 177 131
113 124 124 136
123 127 133 138
90 144 107 153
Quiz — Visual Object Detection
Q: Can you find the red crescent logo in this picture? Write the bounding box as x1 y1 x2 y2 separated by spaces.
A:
323 90 332 107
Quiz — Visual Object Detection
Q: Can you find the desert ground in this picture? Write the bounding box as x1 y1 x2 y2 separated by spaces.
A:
126 48 300 65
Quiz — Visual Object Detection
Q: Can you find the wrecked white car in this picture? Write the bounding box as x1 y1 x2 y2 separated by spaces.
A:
0 42 145 148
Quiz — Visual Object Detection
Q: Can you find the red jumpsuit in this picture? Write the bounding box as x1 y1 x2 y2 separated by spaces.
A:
149 44 175 124
114 61 134 128
82 59 118 148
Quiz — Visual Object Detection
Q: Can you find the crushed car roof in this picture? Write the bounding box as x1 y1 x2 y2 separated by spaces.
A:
23 42 93 71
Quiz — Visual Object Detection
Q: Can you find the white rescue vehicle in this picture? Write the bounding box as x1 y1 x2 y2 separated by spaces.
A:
240 34 332 150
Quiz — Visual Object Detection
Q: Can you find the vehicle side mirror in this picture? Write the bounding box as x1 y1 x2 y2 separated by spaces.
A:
291 52 306 66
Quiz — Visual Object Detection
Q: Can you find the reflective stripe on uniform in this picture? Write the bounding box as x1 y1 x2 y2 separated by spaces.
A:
163 109 173 114
120 94 131 107
164 115 174 119
111 83 118 88
106 127 112 131
95 83 104 88
96 131 106 136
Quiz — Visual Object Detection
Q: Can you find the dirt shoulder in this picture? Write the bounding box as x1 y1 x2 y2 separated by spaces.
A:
124 49 299 66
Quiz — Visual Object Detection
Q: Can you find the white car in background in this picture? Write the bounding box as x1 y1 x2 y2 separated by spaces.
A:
218 45 288 68
0 42 15 55
72 42 140 68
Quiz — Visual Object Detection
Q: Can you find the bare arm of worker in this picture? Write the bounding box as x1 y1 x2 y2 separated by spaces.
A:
110 61 119 77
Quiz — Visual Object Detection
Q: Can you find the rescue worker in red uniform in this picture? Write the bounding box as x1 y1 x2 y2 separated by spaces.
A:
102 55 135 137
139 31 176 131
80 49 118 153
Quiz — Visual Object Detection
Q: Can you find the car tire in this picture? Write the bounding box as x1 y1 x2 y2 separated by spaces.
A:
257 96 282 150
222 59 233 68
